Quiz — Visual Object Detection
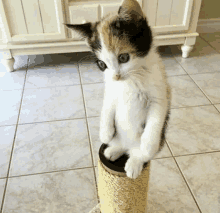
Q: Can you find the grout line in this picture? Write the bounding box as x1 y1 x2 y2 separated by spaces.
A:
187 74 214 105
199 35 220 54
172 150 220 158
6 166 95 179
0 117 100 129
77 58 100 202
172 54 215 106
173 157 202 213
165 139 174 157
170 103 213 110
163 140 202 212
213 104 220 113
0 60 29 213
1 82 105 91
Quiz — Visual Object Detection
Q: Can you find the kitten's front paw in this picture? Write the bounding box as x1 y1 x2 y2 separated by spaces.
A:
99 126 115 144
125 157 144 179
104 146 125 161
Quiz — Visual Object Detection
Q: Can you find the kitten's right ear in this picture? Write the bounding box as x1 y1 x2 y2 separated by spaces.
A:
118 0 144 21
65 23 93 39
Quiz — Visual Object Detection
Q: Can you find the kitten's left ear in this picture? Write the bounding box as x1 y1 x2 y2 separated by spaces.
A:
65 23 93 39
118 0 144 21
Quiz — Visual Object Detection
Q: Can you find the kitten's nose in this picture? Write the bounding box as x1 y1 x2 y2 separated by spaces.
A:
115 74 121 80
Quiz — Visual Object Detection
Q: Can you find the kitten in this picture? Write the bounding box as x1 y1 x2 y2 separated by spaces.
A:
66 0 171 179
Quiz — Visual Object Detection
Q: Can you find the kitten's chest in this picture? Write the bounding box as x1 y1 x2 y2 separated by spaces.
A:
113 81 148 109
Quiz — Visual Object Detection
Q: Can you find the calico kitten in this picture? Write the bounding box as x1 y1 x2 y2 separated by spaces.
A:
66 0 171 179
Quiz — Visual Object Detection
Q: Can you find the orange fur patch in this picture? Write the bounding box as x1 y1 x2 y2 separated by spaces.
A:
97 12 136 56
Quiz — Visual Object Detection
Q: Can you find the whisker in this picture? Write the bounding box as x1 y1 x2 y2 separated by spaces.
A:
78 53 98 64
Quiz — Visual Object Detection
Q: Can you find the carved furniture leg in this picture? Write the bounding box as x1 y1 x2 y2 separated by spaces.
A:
181 45 194 58
181 36 197 58
1 50 15 72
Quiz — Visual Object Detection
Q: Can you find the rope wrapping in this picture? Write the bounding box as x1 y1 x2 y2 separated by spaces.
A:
97 159 151 213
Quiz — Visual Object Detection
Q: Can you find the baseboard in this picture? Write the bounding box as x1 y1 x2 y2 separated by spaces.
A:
197 18 220 33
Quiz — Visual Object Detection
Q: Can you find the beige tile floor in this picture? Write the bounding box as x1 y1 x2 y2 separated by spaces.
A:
0 33 220 213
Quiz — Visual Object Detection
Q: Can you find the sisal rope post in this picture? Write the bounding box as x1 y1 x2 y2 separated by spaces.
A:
94 144 151 213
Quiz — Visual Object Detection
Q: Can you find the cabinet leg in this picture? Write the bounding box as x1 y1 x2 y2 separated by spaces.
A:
2 57 15 72
1 50 15 72
181 45 194 58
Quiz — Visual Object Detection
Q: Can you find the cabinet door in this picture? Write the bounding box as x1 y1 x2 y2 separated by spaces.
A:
69 4 99 40
0 0 67 43
143 0 193 33
101 0 142 18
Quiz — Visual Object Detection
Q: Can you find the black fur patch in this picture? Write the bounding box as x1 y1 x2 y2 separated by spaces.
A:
110 17 152 57
65 23 101 53
88 22 102 52
158 109 170 151
118 6 122 15
65 23 93 38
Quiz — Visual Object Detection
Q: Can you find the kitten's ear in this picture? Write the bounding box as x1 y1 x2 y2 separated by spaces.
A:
118 0 144 21
65 23 93 39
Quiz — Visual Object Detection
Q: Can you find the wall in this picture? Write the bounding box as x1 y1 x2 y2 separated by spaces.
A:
199 0 220 19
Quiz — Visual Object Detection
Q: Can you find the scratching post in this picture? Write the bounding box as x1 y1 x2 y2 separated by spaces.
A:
90 144 151 213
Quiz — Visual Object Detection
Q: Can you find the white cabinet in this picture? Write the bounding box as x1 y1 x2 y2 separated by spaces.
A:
144 0 194 33
69 4 99 39
0 0 202 72
0 0 67 42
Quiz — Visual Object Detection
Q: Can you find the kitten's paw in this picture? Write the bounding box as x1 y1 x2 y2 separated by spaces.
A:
125 157 144 179
104 146 125 161
99 126 115 144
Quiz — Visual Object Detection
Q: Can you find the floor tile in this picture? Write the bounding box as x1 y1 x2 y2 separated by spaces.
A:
19 86 85 124
175 53 220 74
166 37 220 74
79 62 104 84
0 178 6 204
162 57 187 76
190 72 220 104
82 83 104 117
28 53 78 69
0 126 16 178
3 168 98 213
78 52 104 84
0 90 23 126
25 64 80 89
0 70 26 91
10 119 92 176
167 75 211 108
176 152 220 213
200 32 220 53
88 117 172 167
147 158 200 212
166 106 220 156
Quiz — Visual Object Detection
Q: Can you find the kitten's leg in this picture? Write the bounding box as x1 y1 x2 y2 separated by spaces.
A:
125 100 169 179
99 95 116 144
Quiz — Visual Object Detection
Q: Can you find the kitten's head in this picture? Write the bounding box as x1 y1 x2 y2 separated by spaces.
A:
66 0 152 81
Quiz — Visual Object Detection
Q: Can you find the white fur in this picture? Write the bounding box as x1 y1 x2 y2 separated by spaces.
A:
99 39 170 179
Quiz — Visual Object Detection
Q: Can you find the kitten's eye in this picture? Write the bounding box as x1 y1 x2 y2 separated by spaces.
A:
118 53 130 63
97 60 107 71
